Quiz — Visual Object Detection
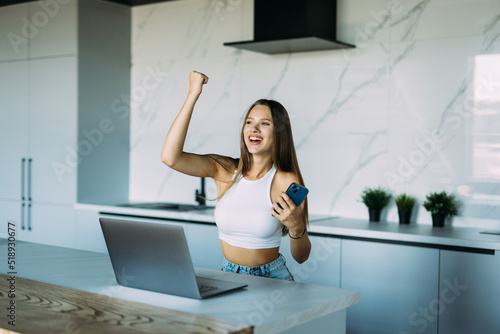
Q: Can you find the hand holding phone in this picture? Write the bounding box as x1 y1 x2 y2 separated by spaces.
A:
278 183 309 209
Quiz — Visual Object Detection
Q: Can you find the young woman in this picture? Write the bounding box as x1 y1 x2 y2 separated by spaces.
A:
161 71 311 281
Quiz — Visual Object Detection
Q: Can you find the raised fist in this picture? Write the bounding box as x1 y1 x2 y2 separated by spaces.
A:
189 71 209 96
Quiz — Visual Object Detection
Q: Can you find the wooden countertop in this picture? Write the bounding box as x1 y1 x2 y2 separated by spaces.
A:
0 274 251 334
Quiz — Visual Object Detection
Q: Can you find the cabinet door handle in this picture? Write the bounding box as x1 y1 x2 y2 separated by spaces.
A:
21 202 26 230
21 158 26 201
27 203 32 231
28 158 32 202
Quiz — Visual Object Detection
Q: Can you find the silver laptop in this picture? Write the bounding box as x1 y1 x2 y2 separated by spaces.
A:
99 217 247 299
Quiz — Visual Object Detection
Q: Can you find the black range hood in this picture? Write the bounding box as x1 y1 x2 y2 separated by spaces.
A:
224 0 354 54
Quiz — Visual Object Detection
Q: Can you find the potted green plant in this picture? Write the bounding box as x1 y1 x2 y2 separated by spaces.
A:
360 187 391 222
422 191 458 227
395 194 416 224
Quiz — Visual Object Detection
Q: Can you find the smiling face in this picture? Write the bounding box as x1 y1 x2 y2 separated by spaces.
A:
243 105 275 156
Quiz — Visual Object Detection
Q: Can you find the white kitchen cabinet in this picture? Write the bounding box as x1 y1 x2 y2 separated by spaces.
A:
0 0 130 247
21 203 76 248
0 56 77 244
0 7 77 205
0 200 23 239
0 60 29 201
281 234 341 287
29 56 77 205
0 1 77 61
0 2 78 243
341 239 439 334
438 249 500 334
28 0 77 58
0 2 29 61
0 200 75 248
186 223 224 270
0 57 77 243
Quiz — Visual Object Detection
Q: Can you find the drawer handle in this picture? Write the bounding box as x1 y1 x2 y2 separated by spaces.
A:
28 158 32 202
21 202 26 230
27 203 32 231
21 158 26 201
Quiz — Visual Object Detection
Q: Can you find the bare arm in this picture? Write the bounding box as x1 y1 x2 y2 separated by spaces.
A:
161 71 217 178
271 174 311 264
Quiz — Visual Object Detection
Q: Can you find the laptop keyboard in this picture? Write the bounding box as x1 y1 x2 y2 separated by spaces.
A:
198 283 218 293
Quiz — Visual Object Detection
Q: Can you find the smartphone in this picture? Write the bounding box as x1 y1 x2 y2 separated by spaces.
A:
278 183 309 208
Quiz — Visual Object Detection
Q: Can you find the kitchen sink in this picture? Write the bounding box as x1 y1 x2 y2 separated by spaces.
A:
116 202 210 211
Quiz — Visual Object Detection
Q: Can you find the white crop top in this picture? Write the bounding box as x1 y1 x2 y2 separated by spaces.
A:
214 165 283 249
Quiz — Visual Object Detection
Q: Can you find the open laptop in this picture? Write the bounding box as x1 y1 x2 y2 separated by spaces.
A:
99 217 247 299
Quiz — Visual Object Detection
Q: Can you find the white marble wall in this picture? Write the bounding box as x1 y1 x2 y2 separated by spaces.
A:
129 0 500 227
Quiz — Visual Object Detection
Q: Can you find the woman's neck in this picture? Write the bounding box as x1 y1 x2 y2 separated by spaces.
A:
245 156 273 180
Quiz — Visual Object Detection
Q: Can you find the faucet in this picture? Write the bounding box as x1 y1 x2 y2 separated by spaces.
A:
195 177 206 206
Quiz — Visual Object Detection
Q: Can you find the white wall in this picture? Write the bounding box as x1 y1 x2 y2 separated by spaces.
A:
129 0 500 227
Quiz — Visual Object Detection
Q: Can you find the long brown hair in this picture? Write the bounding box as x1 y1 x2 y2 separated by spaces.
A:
221 99 309 235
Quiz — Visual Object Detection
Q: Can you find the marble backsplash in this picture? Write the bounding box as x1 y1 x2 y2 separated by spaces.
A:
129 0 500 227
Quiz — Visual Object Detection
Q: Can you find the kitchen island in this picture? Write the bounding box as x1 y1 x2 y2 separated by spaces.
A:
0 239 360 334
71 203 500 334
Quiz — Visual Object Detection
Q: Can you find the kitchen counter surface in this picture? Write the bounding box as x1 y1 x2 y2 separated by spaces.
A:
308 218 500 251
76 203 500 251
1 239 360 334
76 202 220 223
